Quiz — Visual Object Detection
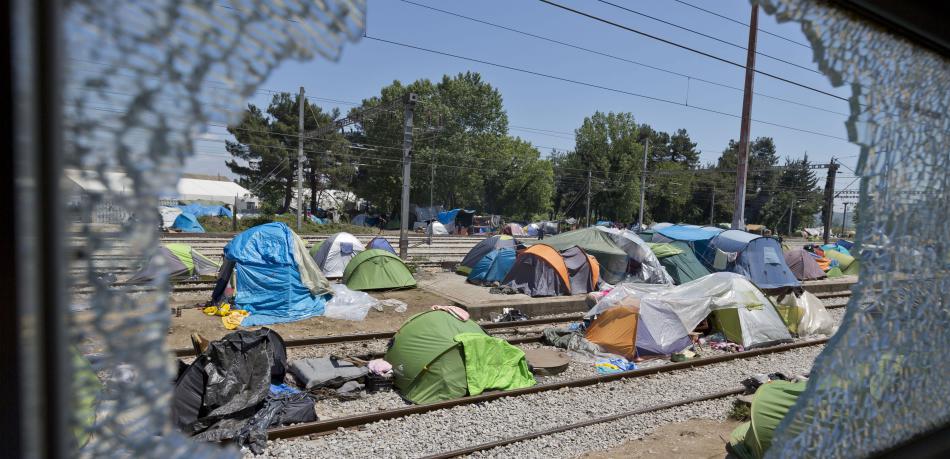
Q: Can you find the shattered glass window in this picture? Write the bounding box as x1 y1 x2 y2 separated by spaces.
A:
759 1 950 457
63 0 364 455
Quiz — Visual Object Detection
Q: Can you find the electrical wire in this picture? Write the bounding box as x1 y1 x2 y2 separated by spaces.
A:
364 35 849 141
396 0 848 117
669 0 812 49
594 0 821 75
538 0 851 103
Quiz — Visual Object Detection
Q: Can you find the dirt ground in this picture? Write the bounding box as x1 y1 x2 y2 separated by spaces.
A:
582 419 741 459
165 287 451 350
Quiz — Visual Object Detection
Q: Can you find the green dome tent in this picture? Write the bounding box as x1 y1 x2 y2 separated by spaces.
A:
648 241 711 285
385 310 535 404
342 249 416 291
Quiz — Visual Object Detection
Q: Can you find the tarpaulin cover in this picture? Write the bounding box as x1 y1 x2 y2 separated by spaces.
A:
729 380 807 459
159 205 183 228
596 227 674 284
438 208 461 225
532 227 628 284
453 332 536 396
173 329 300 453
179 202 233 218
587 273 791 351
224 223 331 326
467 247 516 285
701 231 800 290
172 212 205 233
655 224 724 242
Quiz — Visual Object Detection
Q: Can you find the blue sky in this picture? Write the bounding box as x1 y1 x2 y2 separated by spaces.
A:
188 0 862 205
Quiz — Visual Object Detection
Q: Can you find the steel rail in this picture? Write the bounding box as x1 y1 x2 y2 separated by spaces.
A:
266 337 827 439
422 387 746 458
170 314 584 357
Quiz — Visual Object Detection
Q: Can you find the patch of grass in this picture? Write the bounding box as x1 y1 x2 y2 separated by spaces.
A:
727 399 751 421
197 214 380 235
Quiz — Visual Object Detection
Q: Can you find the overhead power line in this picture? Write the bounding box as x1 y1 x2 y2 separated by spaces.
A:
537 0 851 103
364 35 849 141
594 0 821 75
396 0 847 117
669 0 812 48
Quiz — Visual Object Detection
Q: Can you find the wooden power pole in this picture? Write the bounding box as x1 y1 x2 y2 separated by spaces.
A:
297 86 304 231
822 159 839 244
638 137 649 230
731 3 759 230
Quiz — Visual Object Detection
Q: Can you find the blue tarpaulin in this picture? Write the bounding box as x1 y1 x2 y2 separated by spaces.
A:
172 212 205 233
656 224 724 242
438 209 461 225
224 223 328 326
179 203 233 218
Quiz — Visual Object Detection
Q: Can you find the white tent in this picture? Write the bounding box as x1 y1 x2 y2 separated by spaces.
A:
311 232 365 278
428 221 448 236
588 272 792 353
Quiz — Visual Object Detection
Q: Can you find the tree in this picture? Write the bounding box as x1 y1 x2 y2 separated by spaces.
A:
481 137 554 219
226 93 348 213
570 112 643 223
715 137 781 224
757 155 824 234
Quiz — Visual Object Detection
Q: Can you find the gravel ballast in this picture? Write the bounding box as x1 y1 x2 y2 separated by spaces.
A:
250 344 824 458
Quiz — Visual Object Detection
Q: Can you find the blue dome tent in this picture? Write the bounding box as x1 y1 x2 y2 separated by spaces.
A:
467 247 516 285
699 230 800 290
172 212 205 233
366 236 397 254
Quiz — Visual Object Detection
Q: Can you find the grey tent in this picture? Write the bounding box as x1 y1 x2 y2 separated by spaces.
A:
560 246 599 294
127 243 219 283
784 249 826 281
501 244 571 297
596 227 674 284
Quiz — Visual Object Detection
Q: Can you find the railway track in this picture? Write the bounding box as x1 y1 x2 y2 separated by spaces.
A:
265 337 828 441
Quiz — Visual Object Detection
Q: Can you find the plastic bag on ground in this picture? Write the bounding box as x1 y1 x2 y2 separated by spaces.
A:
376 298 408 313
324 284 379 321
798 291 837 336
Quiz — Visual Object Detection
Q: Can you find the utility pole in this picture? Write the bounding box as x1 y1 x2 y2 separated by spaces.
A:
296 86 304 231
787 204 793 236
731 3 759 230
840 201 850 237
585 168 592 227
232 194 239 232
822 158 839 244
399 93 417 259
428 164 435 246
709 188 715 225
637 137 649 230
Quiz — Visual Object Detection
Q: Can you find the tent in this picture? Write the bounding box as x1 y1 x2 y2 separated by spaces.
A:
342 249 416 291
700 231 800 290
467 247 516 285
823 247 859 275
351 214 371 227
457 235 518 275
588 273 792 352
784 249 826 281
366 236 396 254
159 205 183 229
596 227 674 284
585 302 639 359
648 241 711 285
729 380 807 459
560 246 600 294
502 223 527 236
532 227 629 284
502 244 571 297
127 243 219 283
527 221 559 236
653 224 724 245
310 232 365 278
172 212 205 233
385 310 533 404
428 221 449 236
216 223 331 326
178 202 232 218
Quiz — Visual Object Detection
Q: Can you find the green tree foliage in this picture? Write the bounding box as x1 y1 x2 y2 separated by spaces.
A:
347 72 551 220
226 93 349 214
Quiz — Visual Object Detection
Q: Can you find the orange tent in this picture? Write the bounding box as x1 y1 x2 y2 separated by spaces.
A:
501 244 571 297
586 298 640 359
